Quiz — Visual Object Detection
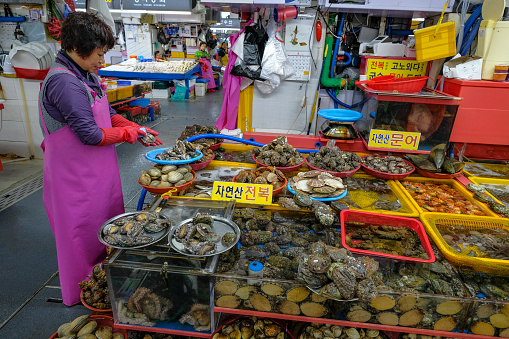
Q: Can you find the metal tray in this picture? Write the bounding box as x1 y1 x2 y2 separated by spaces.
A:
97 211 171 249
168 215 240 257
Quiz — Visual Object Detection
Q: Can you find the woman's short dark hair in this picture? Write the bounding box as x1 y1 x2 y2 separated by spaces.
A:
61 12 115 58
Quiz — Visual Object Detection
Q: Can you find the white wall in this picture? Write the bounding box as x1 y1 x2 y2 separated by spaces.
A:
251 8 325 136
0 77 44 159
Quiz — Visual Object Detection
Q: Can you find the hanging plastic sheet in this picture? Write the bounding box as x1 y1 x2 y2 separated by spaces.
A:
243 23 268 66
255 18 295 94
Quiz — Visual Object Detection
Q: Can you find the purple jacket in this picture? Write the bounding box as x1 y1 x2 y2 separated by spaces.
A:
41 51 116 145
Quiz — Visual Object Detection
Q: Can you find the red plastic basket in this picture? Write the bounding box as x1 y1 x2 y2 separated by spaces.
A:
415 167 463 179
189 153 215 171
368 76 429 93
208 140 223 150
341 210 435 263
253 154 304 173
304 157 360 178
232 172 287 196
49 315 127 339
138 170 196 194
117 105 142 116
211 316 295 339
80 290 112 313
360 155 415 180
12 67 49 80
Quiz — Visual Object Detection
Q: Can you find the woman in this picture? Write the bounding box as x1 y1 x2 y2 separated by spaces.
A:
195 42 216 92
38 12 162 306
217 41 229 67
154 51 165 62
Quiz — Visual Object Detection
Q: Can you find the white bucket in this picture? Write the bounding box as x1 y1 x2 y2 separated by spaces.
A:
195 82 206 97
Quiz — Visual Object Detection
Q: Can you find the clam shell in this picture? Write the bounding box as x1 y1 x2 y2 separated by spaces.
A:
295 180 313 193
95 326 113 339
157 181 171 188
175 179 187 186
70 314 90 333
112 333 125 339
78 334 96 339
307 178 325 188
77 320 97 336
183 172 194 182
139 174 151 186
177 167 190 174
324 178 344 189
148 168 162 178
161 165 177 174
167 171 184 183
58 322 72 337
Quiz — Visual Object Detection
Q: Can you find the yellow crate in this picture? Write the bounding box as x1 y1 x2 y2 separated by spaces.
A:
414 21 456 62
172 52 185 58
106 89 117 103
463 162 509 179
470 177 509 207
420 212 509 274
116 86 133 100
396 177 498 217
341 173 420 217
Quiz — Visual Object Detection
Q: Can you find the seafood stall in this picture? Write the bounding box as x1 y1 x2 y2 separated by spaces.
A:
91 131 509 339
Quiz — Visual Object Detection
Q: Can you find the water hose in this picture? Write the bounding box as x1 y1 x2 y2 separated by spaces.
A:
185 133 319 153
321 36 346 88
330 13 345 79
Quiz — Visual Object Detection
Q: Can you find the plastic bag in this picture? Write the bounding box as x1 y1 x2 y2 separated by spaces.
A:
172 83 187 101
255 19 295 94
21 21 45 42
87 0 115 35
243 24 268 66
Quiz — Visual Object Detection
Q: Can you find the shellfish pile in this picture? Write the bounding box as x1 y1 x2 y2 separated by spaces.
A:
54 314 124 339
179 304 211 332
174 214 236 255
213 317 288 339
79 264 110 310
178 124 221 150
361 155 413 174
101 212 169 247
300 323 385 339
191 148 214 164
253 136 304 167
305 146 361 173
155 140 198 161
234 167 286 191
289 170 347 198
298 241 382 301
139 164 194 189
117 287 173 327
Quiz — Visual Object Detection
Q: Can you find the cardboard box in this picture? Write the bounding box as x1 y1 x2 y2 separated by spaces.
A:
443 55 483 80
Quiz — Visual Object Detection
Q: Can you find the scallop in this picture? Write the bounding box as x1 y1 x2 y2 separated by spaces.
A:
296 180 313 193
324 178 344 189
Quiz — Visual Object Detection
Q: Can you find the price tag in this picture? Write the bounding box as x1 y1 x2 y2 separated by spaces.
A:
366 58 428 80
368 129 421 150
212 182 273 205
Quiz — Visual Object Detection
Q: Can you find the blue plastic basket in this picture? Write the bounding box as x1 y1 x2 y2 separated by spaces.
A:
128 98 150 107
287 182 347 201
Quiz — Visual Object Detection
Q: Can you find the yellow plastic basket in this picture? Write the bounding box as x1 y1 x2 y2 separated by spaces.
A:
396 177 498 217
116 86 133 100
106 89 117 103
469 176 509 207
463 162 509 179
420 212 509 274
342 174 420 217
414 21 456 63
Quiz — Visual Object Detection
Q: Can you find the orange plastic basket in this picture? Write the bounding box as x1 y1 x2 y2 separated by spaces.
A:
368 76 429 93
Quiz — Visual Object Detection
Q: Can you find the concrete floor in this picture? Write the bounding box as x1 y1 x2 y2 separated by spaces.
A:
0 90 223 337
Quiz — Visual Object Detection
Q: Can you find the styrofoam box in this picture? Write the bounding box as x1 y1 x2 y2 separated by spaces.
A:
151 88 170 99
195 83 206 97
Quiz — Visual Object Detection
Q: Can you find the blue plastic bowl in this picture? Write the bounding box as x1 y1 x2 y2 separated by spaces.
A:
128 98 150 107
287 182 347 201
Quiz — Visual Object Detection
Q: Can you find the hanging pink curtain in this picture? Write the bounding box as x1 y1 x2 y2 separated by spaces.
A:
215 19 254 131
199 59 216 90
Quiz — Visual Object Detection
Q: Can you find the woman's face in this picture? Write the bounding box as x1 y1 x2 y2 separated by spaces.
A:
71 47 107 73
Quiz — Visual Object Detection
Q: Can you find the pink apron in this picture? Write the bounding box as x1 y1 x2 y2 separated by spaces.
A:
39 67 125 306
200 59 216 90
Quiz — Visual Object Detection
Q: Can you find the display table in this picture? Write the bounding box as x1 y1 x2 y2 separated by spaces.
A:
98 63 201 99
